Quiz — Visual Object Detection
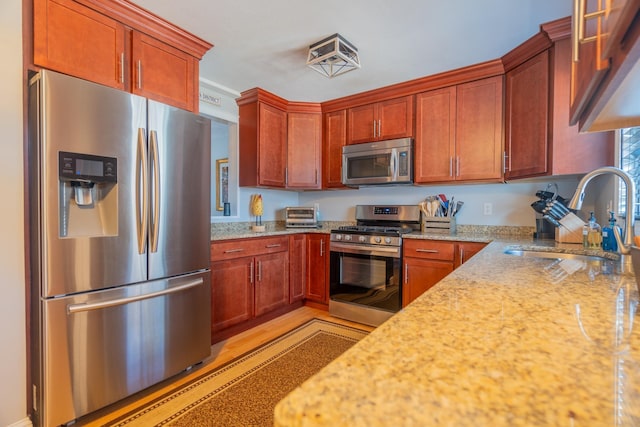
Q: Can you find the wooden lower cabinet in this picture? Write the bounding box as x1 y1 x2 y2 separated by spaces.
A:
455 241 486 268
210 236 290 341
403 257 454 306
289 234 306 303
211 257 253 332
253 251 289 316
306 234 329 304
402 239 486 306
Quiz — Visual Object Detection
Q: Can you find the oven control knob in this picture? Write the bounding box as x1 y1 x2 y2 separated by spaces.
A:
335 234 342 240
344 235 352 241
359 236 367 243
384 237 392 244
374 236 382 243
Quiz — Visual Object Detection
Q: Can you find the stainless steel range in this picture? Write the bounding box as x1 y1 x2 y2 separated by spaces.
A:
329 205 421 326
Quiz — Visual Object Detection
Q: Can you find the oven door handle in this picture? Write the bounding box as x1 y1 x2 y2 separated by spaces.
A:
330 242 401 258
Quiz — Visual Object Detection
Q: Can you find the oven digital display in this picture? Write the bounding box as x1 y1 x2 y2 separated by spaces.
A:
373 206 398 215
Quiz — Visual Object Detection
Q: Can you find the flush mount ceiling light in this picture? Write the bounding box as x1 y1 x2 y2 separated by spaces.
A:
306 33 360 78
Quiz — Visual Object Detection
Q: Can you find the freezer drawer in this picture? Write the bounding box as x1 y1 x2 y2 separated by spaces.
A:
34 270 211 427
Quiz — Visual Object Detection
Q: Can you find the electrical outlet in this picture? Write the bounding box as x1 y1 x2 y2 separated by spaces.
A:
483 202 493 215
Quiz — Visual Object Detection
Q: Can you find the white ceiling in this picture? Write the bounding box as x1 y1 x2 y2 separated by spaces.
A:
130 0 573 102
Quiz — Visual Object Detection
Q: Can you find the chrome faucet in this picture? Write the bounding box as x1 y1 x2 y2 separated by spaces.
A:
568 166 636 254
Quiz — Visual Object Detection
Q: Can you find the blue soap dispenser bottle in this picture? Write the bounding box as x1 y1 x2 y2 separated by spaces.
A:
602 211 620 252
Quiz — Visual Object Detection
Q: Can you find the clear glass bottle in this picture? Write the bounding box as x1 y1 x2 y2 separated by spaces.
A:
587 211 602 249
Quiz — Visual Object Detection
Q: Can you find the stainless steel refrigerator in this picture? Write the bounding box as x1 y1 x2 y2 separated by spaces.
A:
27 70 212 427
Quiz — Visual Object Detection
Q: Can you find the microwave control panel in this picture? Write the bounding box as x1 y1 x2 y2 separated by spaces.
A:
398 151 409 176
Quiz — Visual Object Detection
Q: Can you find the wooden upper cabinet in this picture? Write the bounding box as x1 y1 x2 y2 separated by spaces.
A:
131 32 196 111
568 0 640 131
34 0 127 90
415 76 504 184
569 0 611 125
287 107 322 189
347 95 414 144
238 91 288 188
32 0 212 112
323 110 347 189
504 51 550 179
238 89 324 190
257 102 288 187
502 17 614 180
456 76 504 182
415 87 456 183
549 35 614 173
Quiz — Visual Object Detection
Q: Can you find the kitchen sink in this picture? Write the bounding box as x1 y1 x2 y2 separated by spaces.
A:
503 248 614 262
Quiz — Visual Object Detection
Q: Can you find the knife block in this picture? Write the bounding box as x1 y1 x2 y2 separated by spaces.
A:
554 212 586 244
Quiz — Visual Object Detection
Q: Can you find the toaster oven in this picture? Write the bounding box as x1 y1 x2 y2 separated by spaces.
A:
285 207 318 228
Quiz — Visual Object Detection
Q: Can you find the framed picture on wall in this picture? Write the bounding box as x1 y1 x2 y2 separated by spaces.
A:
215 158 229 211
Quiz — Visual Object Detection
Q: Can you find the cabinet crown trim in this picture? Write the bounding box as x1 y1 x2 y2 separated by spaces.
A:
322 59 504 112
75 0 213 58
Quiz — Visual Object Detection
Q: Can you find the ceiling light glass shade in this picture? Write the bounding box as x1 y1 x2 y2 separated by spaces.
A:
307 33 360 78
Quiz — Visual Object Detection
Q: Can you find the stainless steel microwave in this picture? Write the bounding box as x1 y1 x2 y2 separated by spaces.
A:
342 138 413 186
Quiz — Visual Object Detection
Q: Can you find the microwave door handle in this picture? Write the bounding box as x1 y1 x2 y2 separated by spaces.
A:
390 149 398 180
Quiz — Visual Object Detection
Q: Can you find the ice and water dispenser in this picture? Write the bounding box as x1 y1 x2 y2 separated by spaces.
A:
58 151 118 237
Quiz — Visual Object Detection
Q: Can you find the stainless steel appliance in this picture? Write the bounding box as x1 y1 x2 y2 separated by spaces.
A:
27 70 212 427
285 206 318 228
329 205 421 326
342 138 413 186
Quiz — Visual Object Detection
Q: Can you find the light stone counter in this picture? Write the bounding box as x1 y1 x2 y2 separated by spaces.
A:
274 239 640 426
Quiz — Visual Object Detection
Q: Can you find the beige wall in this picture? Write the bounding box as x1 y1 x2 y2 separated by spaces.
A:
0 0 28 425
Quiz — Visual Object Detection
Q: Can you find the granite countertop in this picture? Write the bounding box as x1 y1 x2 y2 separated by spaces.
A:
274 238 640 426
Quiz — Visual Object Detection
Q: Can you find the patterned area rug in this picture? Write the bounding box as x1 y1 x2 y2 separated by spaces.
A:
109 319 369 426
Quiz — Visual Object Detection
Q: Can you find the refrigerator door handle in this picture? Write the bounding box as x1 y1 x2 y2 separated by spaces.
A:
67 278 204 314
149 130 161 253
136 128 149 254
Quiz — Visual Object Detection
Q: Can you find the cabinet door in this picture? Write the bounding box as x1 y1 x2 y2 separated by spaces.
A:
211 258 253 333
289 234 306 304
504 51 550 179
569 0 610 125
34 0 127 90
550 37 614 174
348 103 377 144
454 242 486 268
306 234 328 303
403 258 453 306
131 32 196 111
254 251 289 316
258 103 287 187
456 76 504 182
377 96 414 140
323 110 347 188
287 112 321 189
415 87 457 183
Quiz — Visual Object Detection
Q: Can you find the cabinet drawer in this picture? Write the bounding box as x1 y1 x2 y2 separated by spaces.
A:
211 236 288 261
403 239 455 261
